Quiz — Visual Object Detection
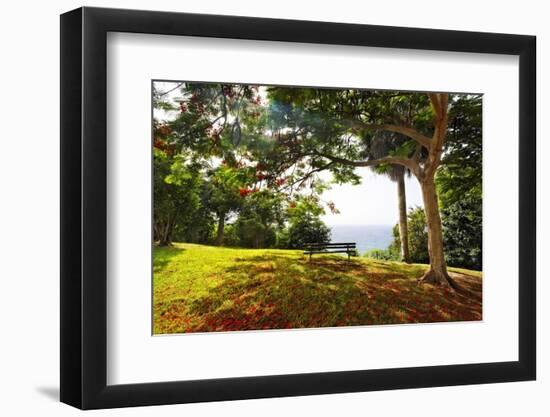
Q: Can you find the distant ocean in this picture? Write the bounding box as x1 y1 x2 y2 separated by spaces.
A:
329 224 393 256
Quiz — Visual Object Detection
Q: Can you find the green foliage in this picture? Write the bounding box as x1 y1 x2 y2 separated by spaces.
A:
152 81 482 268
436 94 482 208
278 196 331 249
153 148 203 245
405 208 430 263
389 139 416 158
284 216 331 249
435 94 482 269
203 166 244 219
235 217 277 248
387 224 402 259
219 223 240 247
390 207 429 264
389 199 482 270
442 194 482 270
261 88 434 188
364 248 398 261
232 190 285 248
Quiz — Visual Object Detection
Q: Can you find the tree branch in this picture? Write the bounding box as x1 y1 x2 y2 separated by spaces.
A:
157 82 184 97
351 120 432 149
424 93 449 178
284 161 335 192
316 152 419 176
428 93 441 117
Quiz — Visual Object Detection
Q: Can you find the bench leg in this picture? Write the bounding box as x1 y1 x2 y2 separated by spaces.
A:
309 253 312 262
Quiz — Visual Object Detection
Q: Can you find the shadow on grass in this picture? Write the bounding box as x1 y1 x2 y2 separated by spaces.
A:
153 245 186 273
157 252 483 334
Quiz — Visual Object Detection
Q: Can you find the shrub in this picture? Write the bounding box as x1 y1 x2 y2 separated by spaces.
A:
441 194 482 270
364 248 398 261
220 223 240 247
281 195 331 249
389 206 429 264
285 215 331 249
234 215 277 248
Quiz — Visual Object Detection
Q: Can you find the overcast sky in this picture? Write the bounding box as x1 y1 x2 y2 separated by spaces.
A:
320 169 423 226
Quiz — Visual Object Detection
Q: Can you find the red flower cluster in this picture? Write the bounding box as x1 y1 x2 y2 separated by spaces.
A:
275 178 286 187
239 188 258 198
156 124 172 136
153 138 175 155
179 102 187 113
153 138 164 149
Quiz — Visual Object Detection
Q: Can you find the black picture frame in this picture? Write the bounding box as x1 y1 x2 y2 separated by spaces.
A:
60 6 536 410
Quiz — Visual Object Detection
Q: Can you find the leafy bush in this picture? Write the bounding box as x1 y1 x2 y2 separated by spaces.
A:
442 194 482 270
285 215 331 249
234 216 277 248
389 200 482 270
389 206 429 264
279 195 332 249
364 248 398 261
387 224 404 260
220 223 241 247
153 150 203 246
232 190 284 248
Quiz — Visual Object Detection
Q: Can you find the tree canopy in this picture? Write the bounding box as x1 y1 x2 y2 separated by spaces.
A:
153 81 482 287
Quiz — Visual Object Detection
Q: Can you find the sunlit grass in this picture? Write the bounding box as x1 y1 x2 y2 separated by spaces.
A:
153 243 482 334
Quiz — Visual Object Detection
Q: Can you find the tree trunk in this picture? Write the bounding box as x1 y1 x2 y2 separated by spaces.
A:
153 223 160 243
396 172 410 263
418 177 456 289
158 218 174 246
215 214 225 246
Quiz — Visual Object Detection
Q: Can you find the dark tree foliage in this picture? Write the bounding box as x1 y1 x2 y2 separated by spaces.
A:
389 200 482 270
153 133 203 246
202 166 245 246
436 94 482 270
441 195 482 270
233 190 285 248
175 181 217 244
436 94 482 208
284 215 331 249
278 196 331 249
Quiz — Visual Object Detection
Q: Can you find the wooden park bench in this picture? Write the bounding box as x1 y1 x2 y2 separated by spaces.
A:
303 242 357 262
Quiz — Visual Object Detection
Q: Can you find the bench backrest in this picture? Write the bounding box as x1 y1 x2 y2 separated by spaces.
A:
304 242 356 251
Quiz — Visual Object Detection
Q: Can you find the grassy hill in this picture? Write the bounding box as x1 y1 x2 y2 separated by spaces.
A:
153 243 482 334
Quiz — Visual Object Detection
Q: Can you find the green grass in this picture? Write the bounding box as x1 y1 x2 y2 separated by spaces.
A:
154 243 482 334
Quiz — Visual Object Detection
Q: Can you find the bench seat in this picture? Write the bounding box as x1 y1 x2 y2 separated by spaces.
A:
303 242 357 261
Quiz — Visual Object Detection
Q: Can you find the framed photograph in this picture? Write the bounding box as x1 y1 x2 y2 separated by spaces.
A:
60 6 536 409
